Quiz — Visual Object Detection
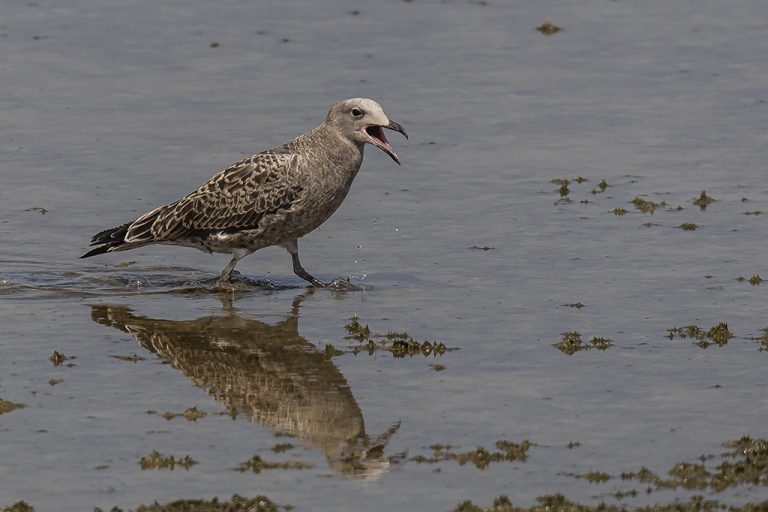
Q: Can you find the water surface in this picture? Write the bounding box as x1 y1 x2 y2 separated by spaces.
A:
1 0 767 510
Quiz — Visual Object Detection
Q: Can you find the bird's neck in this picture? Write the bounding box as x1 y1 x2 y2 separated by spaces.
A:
296 124 364 176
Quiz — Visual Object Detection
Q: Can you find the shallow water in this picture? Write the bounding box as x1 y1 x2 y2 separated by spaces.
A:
2 0 767 510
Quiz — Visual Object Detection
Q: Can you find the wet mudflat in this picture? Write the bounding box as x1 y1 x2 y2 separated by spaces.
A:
2 0 767 511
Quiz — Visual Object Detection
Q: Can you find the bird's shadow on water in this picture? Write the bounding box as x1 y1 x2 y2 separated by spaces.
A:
88 289 402 479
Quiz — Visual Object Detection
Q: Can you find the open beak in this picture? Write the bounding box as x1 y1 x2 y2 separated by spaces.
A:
364 119 408 166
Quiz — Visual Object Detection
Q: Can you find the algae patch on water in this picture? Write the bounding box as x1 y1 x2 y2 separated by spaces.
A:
49 350 67 366
410 440 532 470
555 331 614 355
551 178 570 199
451 494 767 512
737 274 764 286
693 190 715 211
679 222 699 231
537 22 561 35
0 399 26 415
110 353 146 363
454 437 768 510
236 454 313 473
1 502 34 512
93 494 281 512
139 449 198 470
631 197 663 214
161 406 207 421
271 443 295 453
591 179 608 194
619 436 768 493
562 471 611 483
667 322 733 348
343 316 453 358
753 328 768 351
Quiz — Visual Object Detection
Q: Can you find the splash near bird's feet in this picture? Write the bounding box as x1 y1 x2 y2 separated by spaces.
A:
328 276 369 292
209 270 372 292
212 271 295 291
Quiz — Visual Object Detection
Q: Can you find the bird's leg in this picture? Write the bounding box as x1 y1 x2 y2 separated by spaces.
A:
217 254 244 286
284 239 325 287
292 253 326 287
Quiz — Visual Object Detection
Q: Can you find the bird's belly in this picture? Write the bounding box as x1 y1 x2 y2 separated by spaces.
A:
190 206 336 254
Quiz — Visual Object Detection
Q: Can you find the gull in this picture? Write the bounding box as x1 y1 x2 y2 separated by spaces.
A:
82 98 407 287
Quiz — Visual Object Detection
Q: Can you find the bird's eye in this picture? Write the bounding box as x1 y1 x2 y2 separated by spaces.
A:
351 108 363 118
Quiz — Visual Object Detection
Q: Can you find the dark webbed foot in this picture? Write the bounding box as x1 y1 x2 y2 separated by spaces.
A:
293 263 326 288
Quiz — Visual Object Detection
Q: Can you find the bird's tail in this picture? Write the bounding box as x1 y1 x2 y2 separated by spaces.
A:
81 223 131 258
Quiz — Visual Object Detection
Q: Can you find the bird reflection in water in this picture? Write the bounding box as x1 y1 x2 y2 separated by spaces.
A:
89 290 403 479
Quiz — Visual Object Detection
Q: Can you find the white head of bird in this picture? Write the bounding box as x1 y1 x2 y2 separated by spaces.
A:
326 98 408 165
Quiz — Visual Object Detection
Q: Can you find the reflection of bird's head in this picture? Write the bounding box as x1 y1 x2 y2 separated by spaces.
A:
331 421 406 480
89 291 402 479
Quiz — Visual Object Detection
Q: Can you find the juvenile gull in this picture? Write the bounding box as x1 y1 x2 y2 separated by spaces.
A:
82 98 407 287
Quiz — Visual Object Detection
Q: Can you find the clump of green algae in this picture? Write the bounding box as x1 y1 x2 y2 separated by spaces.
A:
537 22 561 35
343 316 451 358
110 354 146 363
619 436 768 493
455 438 768 510
693 190 715 210
555 331 614 355
754 328 768 351
93 495 280 512
49 351 66 366
161 406 207 421
2 502 34 512
550 178 570 198
591 179 608 194
631 197 662 214
0 399 25 415
667 322 733 348
236 454 313 473
679 222 699 231
271 443 294 453
139 450 198 470
410 440 532 470
585 471 611 483
451 494 767 512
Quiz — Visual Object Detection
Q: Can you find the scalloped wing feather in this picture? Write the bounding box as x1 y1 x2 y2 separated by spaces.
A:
124 152 302 244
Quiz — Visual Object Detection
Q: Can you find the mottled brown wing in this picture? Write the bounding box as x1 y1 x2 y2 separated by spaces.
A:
124 152 302 243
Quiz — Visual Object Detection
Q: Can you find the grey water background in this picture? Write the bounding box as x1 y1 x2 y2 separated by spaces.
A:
1 0 767 510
